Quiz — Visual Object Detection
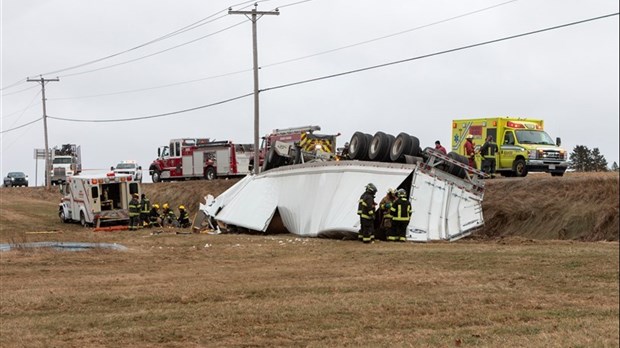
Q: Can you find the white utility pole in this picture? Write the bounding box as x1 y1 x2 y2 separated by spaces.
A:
229 4 279 175
27 76 59 189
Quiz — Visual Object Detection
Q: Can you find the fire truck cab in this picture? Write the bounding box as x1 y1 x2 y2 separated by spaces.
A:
149 138 254 182
58 172 141 227
452 117 568 177
260 125 340 171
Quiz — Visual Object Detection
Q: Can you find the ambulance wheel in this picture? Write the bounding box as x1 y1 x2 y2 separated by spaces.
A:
513 159 528 177
80 212 87 227
59 209 69 223
152 171 161 183
205 167 216 180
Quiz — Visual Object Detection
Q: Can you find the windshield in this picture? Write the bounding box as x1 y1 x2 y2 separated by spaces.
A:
116 163 136 169
515 130 555 145
8 172 26 178
53 157 73 164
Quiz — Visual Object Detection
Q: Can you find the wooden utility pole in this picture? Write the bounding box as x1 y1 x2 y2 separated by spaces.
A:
27 76 59 189
229 4 279 175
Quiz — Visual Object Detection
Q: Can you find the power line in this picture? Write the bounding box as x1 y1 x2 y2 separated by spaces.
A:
5 12 618 128
0 117 43 134
262 12 620 93
47 92 254 123
47 0 517 100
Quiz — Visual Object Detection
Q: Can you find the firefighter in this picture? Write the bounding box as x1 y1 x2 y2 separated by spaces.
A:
161 203 177 227
464 134 477 169
377 188 397 241
390 188 412 242
139 193 151 227
128 193 141 231
149 203 162 228
480 135 499 178
357 183 377 244
177 205 191 228
434 140 447 155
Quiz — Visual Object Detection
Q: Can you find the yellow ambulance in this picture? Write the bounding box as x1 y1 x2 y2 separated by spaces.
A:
452 117 568 177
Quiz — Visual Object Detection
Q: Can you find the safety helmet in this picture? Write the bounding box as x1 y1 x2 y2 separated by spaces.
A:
387 188 395 195
397 188 407 197
133 193 139 197
466 134 474 139
365 183 377 194
153 204 160 209
163 203 169 209
179 205 185 210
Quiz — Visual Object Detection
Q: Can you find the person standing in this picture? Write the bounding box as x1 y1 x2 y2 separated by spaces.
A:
480 135 499 177
434 140 447 155
139 193 151 227
377 188 397 241
357 183 377 244
128 193 141 231
464 134 477 169
390 189 412 242
177 205 191 228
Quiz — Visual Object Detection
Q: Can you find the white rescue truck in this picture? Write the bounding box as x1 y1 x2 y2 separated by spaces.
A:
58 172 141 227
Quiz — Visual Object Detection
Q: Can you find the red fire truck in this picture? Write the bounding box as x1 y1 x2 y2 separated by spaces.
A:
148 138 254 182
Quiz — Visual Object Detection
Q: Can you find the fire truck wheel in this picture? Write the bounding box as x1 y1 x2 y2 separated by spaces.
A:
513 159 528 177
349 131 371 160
80 211 87 227
152 171 161 183
205 167 216 180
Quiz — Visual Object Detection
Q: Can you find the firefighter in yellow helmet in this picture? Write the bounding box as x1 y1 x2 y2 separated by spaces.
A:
377 188 397 241
177 205 191 228
161 203 176 227
149 203 162 228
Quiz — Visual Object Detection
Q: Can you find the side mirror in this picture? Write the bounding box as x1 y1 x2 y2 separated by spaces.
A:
138 166 142 170
110 166 114 171
556 137 561 146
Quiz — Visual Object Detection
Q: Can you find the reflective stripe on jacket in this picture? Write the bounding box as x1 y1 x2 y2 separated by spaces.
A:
128 198 141 216
357 192 375 220
390 197 412 222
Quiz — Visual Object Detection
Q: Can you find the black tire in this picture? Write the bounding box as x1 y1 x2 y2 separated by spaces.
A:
447 152 468 179
205 167 216 180
59 209 69 223
152 171 161 183
368 132 395 162
80 211 87 227
513 159 528 177
390 133 421 162
348 132 372 160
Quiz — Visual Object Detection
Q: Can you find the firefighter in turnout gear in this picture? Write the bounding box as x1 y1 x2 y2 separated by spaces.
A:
128 193 141 231
480 135 499 177
464 134 477 169
390 189 412 242
177 205 191 228
377 188 397 241
149 203 162 228
139 193 151 227
357 183 377 243
161 203 177 227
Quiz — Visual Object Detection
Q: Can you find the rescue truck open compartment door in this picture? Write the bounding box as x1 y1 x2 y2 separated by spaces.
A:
216 149 230 175
183 153 196 177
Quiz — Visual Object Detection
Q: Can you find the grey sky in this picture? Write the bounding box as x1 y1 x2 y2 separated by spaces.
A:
1 0 618 185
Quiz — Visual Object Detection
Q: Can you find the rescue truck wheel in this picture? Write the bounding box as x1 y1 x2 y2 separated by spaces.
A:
152 171 161 183
513 159 528 177
80 211 87 227
59 209 69 223
349 132 372 160
205 167 216 180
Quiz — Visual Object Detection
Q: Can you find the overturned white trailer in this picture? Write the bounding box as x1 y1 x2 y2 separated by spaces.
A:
202 150 486 241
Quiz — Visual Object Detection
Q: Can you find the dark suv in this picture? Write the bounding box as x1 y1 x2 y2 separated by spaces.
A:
3 172 28 187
